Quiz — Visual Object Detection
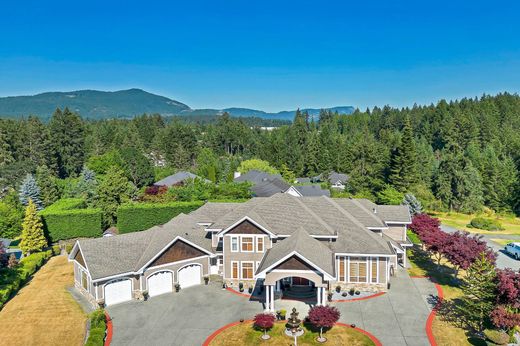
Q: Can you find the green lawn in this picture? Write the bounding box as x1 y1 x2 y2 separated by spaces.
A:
208 321 375 346
431 211 520 236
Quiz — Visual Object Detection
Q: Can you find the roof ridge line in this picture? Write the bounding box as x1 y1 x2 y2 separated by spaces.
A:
349 199 387 225
293 196 335 235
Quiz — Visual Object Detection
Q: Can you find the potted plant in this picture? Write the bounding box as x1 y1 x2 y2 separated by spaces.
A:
248 285 253 294
335 285 341 293
239 282 244 292
204 276 209 285
222 282 227 289
279 309 287 320
327 292 333 301
175 283 181 292
341 292 348 297
355 290 360 295
349 288 355 296
142 290 149 301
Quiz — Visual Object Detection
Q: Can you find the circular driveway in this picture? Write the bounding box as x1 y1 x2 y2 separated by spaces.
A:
107 269 437 346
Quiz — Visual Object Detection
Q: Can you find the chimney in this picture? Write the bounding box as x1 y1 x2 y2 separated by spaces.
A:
233 171 241 179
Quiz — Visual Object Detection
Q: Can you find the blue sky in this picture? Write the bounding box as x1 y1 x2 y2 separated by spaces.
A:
1 0 519 111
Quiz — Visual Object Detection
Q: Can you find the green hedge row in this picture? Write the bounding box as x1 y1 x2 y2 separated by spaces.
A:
85 309 107 346
0 250 53 309
40 198 103 242
117 201 204 233
467 217 505 231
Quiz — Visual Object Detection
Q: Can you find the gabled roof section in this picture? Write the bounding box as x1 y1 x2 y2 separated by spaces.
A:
188 202 238 223
293 185 330 197
376 205 412 223
256 228 334 278
332 198 386 228
154 171 210 186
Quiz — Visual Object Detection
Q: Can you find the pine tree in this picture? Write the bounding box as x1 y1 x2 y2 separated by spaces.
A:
96 166 136 227
20 199 47 255
0 126 13 167
19 174 43 210
75 166 98 205
389 116 419 191
403 193 423 215
49 108 85 178
457 253 497 332
303 132 321 176
36 165 60 207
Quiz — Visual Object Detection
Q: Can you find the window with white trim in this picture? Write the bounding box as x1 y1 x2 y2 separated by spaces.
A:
81 270 89 291
231 262 238 279
256 237 264 252
349 257 368 283
339 257 346 282
371 257 378 283
231 237 238 252
241 237 254 252
241 262 254 279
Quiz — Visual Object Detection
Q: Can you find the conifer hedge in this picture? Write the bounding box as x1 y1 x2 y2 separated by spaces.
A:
39 198 103 241
117 201 204 233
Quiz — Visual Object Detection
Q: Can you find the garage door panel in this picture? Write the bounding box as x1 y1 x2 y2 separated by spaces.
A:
148 271 173 297
104 279 132 306
178 265 201 288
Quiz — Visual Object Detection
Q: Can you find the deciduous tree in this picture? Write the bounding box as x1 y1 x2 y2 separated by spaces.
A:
307 305 340 342
253 313 276 340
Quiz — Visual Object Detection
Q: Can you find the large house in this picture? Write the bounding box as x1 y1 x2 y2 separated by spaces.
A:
235 170 330 197
69 194 411 310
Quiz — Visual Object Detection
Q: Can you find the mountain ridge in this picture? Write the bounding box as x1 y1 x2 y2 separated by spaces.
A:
0 88 355 121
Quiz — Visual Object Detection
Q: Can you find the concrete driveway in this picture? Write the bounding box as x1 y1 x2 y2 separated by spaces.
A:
441 224 520 270
107 269 437 346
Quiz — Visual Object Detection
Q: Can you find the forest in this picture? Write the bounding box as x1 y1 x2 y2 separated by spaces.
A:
1 92 520 225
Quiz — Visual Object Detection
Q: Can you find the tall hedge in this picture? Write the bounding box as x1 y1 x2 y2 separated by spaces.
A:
39 198 103 241
117 201 204 233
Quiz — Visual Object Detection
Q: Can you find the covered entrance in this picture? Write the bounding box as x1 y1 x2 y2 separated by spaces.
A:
280 276 316 301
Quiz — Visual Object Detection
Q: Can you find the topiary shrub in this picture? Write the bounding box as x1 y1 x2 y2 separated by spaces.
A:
483 329 509 345
116 201 204 233
468 217 504 231
40 198 103 241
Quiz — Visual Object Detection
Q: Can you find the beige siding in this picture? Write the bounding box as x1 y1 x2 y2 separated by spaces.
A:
264 271 326 287
223 234 271 279
143 256 210 290
383 225 407 241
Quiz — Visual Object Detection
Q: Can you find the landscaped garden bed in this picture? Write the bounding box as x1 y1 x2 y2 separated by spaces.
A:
329 289 383 302
205 321 377 346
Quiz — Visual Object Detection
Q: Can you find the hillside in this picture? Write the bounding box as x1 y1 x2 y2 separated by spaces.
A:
0 89 354 121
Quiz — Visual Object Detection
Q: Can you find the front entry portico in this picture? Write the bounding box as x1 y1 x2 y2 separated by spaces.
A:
263 271 327 312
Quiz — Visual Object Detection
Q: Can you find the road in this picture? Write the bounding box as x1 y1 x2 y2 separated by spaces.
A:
440 224 520 270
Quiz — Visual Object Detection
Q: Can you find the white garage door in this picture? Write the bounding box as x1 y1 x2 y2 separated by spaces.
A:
104 279 132 306
178 265 201 288
148 271 173 297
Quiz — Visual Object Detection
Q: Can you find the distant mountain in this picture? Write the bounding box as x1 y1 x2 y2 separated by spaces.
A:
0 88 354 121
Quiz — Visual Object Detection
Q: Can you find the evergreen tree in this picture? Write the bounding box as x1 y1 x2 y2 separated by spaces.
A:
49 108 85 177
119 147 154 188
457 253 497 332
403 193 423 215
75 166 98 205
0 125 13 167
36 165 60 207
196 148 219 183
279 163 296 183
20 199 47 255
18 174 43 210
388 116 419 191
96 166 136 226
23 116 55 170
303 131 321 176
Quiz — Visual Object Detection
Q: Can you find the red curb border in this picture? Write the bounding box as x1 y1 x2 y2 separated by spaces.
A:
104 311 113 346
202 320 382 346
331 291 386 303
225 287 252 298
410 276 444 346
336 322 383 346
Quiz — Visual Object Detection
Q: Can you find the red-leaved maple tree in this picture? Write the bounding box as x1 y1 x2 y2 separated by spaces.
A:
307 305 340 341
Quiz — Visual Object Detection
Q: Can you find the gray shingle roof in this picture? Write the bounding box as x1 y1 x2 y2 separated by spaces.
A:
329 172 348 184
234 170 290 197
154 172 210 186
256 228 334 277
375 205 412 223
77 214 212 280
293 185 330 197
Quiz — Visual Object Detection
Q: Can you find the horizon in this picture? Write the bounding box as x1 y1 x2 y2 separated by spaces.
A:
1 1 520 111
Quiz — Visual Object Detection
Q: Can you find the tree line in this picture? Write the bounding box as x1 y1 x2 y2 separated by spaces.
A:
1 92 520 215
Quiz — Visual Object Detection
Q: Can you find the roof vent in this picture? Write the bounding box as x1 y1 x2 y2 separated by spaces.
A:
185 232 189 236
373 207 377 214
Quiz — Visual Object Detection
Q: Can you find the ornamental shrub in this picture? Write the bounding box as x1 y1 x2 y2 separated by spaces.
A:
483 329 509 345
117 201 204 233
468 217 504 231
39 198 102 241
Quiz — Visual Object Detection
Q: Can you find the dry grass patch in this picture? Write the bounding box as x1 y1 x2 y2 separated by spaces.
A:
431 211 520 236
0 256 87 346
208 321 375 346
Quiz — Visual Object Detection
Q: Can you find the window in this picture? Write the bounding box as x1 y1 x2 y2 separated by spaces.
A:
349 257 368 283
81 271 88 291
257 237 264 252
339 257 345 282
241 237 254 252
231 262 238 279
371 258 378 283
231 237 238 252
241 262 254 279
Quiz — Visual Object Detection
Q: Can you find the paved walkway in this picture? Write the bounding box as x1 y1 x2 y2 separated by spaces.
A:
107 268 437 346
441 224 520 270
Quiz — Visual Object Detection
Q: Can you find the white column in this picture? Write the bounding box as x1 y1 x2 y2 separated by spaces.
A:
322 287 327 305
276 280 280 291
265 284 270 311
317 287 321 305
272 285 275 311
